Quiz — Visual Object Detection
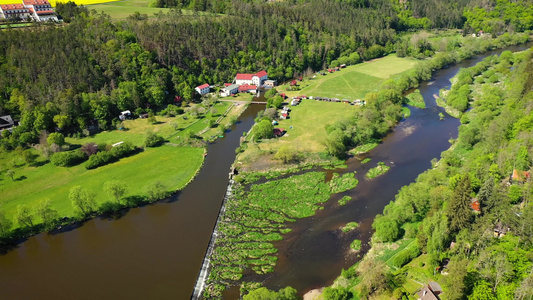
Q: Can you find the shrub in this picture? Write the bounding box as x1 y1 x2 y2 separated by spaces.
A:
51 149 87 167
85 142 136 169
389 241 421 269
144 131 165 147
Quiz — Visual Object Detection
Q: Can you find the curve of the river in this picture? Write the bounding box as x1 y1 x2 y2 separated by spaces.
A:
0 43 530 300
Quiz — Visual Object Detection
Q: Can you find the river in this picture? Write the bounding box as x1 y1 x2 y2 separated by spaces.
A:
0 43 530 300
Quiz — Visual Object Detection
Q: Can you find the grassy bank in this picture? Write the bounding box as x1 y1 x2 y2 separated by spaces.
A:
86 0 212 20
0 100 240 236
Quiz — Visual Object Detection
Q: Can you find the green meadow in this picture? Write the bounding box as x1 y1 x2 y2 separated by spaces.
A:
0 100 237 228
86 0 209 20
280 54 417 100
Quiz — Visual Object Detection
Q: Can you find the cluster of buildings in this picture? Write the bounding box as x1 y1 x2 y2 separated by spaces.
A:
0 0 58 22
195 70 276 97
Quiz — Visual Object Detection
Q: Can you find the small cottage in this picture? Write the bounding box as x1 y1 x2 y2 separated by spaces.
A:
273 128 285 137
195 83 210 95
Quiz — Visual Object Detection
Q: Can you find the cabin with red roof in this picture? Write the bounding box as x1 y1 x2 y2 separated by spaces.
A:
195 83 210 95
234 70 268 86
511 169 530 184
470 198 481 213
273 128 285 137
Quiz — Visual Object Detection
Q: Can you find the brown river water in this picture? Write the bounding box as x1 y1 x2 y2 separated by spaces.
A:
0 43 530 300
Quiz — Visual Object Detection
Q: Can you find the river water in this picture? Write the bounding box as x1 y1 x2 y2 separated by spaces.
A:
0 43 530 300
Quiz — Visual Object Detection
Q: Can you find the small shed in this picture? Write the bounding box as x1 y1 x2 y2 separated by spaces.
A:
273 128 285 137
0 115 15 130
511 169 530 183
470 198 481 213
264 80 276 88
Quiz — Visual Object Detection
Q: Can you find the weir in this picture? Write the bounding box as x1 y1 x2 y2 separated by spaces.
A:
191 177 235 300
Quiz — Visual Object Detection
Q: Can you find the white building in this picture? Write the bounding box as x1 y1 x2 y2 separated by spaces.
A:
23 0 57 21
234 70 268 86
195 83 210 95
220 84 239 97
0 0 57 21
0 3 31 20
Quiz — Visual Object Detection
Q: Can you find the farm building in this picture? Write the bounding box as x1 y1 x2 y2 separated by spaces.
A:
0 0 57 21
220 84 239 97
195 83 210 95
417 282 443 300
234 70 268 86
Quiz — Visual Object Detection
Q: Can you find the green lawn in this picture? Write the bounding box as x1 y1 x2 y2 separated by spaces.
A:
0 101 243 228
0 145 204 222
86 0 211 20
279 54 417 100
258 100 357 153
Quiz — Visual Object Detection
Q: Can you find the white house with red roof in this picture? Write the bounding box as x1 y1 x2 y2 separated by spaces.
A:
234 70 268 86
0 3 31 20
0 0 56 21
195 83 210 95
23 0 57 21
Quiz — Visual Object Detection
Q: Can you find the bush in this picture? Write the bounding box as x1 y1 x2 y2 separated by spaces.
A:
51 149 87 167
144 131 165 147
389 241 421 269
85 142 136 169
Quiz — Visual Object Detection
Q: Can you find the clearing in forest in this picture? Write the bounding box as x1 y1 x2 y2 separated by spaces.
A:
86 0 212 20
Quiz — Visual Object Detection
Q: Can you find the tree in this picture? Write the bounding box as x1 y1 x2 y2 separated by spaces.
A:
252 119 273 141
0 210 13 238
6 169 15 181
373 214 401 242
244 286 298 300
35 199 59 230
358 259 390 296
145 181 169 202
15 205 34 228
144 131 165 147
322 287 353 300
47 132 65 147
104 180 127 205
444 258 468 300
69 186 97 217
447 175 472 233
22 149 36 166
274 146 300 164
468 281 496 300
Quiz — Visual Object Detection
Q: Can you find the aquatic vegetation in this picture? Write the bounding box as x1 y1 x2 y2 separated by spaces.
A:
350 239 362 251
341 222 359 232
206 171 358 297
338 195 352 206
366 162 391 179
361 158 371 164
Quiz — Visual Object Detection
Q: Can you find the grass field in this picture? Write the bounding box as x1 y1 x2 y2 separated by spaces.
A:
258 100 357 153
0 100 240 228
279 54 417 100
0 145 204 221
86 0 212 20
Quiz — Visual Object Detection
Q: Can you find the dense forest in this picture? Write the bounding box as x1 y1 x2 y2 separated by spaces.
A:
0 0 531 150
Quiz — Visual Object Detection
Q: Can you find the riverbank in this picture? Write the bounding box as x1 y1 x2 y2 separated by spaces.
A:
0 100 244 247
316 45 533 299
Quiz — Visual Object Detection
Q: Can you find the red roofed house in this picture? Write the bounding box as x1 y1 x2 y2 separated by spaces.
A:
238 84 257 94
470 198 481 213
234 70 268 86
195 83 210 95
511 169 530 183
0 3 31 20
23 0 57 21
